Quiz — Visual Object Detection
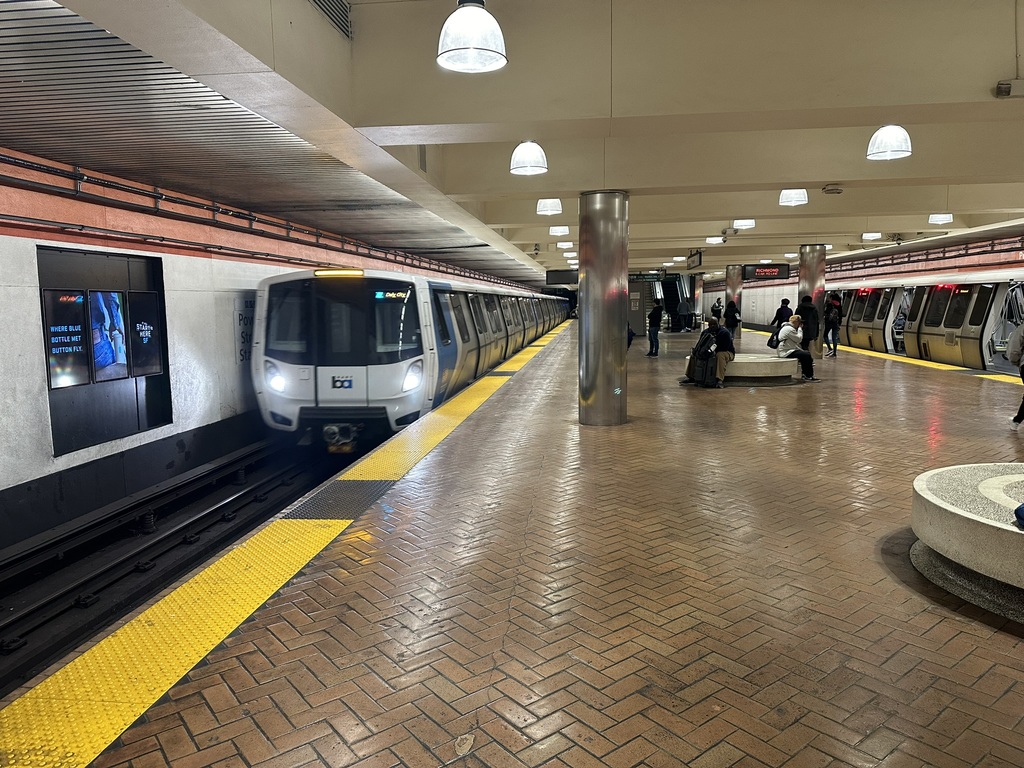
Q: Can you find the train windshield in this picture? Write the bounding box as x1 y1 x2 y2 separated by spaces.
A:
266 278 422 366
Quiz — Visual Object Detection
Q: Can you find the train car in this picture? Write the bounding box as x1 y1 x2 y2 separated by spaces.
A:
828 269 1023 373
251 267 569 452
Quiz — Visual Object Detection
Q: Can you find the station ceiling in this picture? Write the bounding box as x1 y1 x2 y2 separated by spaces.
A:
3 0 1024 289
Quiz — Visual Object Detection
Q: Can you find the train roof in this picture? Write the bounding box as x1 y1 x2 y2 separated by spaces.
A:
828 266 1024 290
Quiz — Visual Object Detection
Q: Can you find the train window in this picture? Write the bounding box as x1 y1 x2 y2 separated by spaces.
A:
924 285 954 327
432 292 452 345
943 286 974 328
449 293 471 343
267 280 312 364
313 279 422 365
501 296 519 328
483 294 503 333
468 294 488 334
875 288 894 321
907 287 926 322
968 284 994 327
840 292 853 321
373 289 421 361
849 291 869 322
863 290 882 322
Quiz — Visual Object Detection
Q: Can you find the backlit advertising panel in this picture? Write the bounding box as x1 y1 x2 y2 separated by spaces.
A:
90 290 129 382
127 291 164 377
42 289 89 389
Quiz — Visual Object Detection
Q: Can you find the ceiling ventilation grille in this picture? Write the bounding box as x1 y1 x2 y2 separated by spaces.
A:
308 0 353 39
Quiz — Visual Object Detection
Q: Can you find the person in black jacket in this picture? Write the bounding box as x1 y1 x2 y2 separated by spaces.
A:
822 292 843 357
724 300 741 339
681 318 735 387
769 298 793 329
796 295 819 351
646 299 664 357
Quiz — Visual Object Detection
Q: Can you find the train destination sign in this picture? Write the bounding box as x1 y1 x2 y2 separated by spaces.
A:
742 264 790 280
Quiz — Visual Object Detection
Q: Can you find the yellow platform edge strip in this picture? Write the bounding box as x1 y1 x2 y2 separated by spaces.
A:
0 518 351 768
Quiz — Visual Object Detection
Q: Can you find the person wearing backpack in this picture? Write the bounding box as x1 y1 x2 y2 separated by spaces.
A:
1007 323 1024 430
822 292 843 357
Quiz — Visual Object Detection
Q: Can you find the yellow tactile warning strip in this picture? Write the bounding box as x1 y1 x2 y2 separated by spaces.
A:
0 319 572 767
979 373 1023 385
0 518 350 768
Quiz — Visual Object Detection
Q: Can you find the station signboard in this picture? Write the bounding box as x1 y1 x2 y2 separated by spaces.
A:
742 264 790 280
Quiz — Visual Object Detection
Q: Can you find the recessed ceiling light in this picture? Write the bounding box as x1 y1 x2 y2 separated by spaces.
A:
706 236 725 244
733 219 756 229
556 241 573 249
648 270 659 274
824 244 833 250
549 226 569 236
784 252 798 258
929 213 954 225
862 232 883 241
760 259 772 263
663 262 674 267
564 252 577 259
673 256 685 261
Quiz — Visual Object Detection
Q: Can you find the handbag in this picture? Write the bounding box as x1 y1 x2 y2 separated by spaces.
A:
766 329 780 349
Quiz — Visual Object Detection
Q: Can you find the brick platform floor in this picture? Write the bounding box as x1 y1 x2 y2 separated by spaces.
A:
97 328 1024 767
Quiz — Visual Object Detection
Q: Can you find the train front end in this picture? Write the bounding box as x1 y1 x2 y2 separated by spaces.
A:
252 269 428 452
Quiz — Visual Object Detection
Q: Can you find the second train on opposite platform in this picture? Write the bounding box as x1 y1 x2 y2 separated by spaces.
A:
250 268 569 452
706 267 1024 375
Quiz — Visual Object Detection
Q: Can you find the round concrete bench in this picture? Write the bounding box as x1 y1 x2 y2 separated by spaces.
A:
911 464 1024 621
683 353 798 385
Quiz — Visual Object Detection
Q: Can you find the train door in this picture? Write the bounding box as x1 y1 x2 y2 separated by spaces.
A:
838 291 854 347
868 287 895 353
845 288 874 351
448 292 479 391
889 287 914 356
985 283 1022 373
428 289 458 405
467 293 496 375
960 283 998 370
483 294 510 360
915 285 958 363
500 296 525 354
902 286 930 359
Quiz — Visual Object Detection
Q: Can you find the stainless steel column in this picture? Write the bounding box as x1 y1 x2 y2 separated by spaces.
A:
725 265 743 340
579 191 628 426
798 244 826 358
694 275 704 323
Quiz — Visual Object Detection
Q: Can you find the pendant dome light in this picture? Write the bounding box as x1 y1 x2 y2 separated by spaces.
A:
862 232 883 241
778 188 808 206
866 125 912 160
733 219 756 229
510 141 548 175
549 225 569 236
928 213 954 225
437 0 507 74
536 198 562 216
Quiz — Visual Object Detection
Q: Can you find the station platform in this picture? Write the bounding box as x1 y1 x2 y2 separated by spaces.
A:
4 324 1024 768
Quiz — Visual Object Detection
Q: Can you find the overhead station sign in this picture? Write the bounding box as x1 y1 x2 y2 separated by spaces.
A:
742 264 790 280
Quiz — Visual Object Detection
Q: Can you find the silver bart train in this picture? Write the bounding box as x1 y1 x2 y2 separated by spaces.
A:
251 268 569 451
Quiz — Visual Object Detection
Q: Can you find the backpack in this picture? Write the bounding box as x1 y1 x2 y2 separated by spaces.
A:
824 302 840 324
692 330 717 360
766 329 780 349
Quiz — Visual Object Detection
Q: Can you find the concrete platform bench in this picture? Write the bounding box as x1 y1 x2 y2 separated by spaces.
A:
912 464 1024 594
683 353 798 386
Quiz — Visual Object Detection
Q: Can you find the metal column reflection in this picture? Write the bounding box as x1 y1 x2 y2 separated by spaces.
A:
798 244 826 358
725 265 742 340
579 191 628 426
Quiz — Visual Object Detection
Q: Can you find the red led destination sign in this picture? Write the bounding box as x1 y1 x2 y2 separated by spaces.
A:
742 264 790 280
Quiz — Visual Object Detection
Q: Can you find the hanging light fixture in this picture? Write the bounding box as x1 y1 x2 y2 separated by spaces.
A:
549 225 569 236
784 252 798 258
733 219 756 229
437 0 507 74
760 259 772 264
929 213 954 225
866 125 912 160
556 241 573 249
778 189 808 206
536 198 562 215
705 236 725 245
564 252 577 259
862 232 883 241
510 141 548 175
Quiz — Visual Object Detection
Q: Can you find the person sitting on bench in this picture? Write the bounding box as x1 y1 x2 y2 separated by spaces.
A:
681 317 735 387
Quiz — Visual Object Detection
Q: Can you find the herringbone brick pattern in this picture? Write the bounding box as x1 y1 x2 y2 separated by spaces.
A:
98 330 1024 767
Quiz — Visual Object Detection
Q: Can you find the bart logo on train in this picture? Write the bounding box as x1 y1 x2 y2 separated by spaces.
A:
331 376 354 389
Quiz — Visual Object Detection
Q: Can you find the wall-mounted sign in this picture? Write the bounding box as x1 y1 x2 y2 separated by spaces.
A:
628 272 665 283
742 264 791 280
686 252 702 270
128 291 164 376
42 289 90 389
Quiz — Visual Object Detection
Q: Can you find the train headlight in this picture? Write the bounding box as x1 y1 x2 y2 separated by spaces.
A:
402 360 423 392
265 361 286 393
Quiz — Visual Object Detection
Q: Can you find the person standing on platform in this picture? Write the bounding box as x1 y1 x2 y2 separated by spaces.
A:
777 315 819 381
1007 323 1024 430
823 292 843 357
769 298 793 329
796 295 819 352
646 299 664 357
724 300 741 339
711 298 723 321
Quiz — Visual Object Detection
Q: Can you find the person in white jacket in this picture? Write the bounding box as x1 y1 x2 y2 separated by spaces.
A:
777 315 818 381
